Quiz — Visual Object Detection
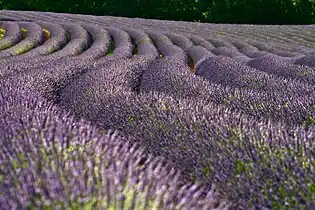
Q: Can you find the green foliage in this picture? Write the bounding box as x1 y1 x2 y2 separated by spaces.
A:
0 28 5 40
302 115 315 128
0 0 313 24
105 39 115 56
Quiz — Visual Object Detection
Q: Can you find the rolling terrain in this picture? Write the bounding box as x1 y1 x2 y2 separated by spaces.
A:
0 10 315 209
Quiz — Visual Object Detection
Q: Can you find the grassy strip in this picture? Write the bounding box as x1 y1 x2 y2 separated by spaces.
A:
105 36 115 56
66 30 71 42
131 38 138 55
21 27 27 38
147 35 164 58
10 28 29 55
42 28 51 40
188 56 195 73
0 28 5 39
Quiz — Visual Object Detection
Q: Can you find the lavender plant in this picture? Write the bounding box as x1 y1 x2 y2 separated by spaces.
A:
0 82 228 210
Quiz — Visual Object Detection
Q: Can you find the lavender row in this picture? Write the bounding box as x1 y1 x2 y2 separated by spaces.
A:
9 12 134 60
17 13 135 60
3 10 315 51
20 21 68 57
210 46 244 58
126 29 159 57
2 54 314 208
190 35 216 50
45 23 91 58
227 38 260 58
166 32 194 51
195 56 315 98
207 37 236 49
147 30 188 62
11 13 92 58
0 81 227 210
0 22 22 50
0 22 45 57
103 27 134 60
187 45 214 72
247 55 315 85
138 56 315 127
75 24 111 60
6 11 313 71
52 58 315 208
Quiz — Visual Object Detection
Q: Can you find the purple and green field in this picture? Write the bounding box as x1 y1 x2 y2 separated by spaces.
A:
0 10 315 210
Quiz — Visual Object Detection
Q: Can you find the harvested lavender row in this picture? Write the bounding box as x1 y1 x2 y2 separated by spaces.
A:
0 22 45 57
166 32 194 51
16 14 108 59
252 41 302 58
228 39 260 58
24 11 315 54
147 30 188 62
14 14 134 60
126 29 160 57
10 11 92 58
228 37 290 60
0 10 37 21
0 12 25 22
0 22 22 50
217 25 313 48
207 37 236 49
44 23 91 58
210 47 245 58
249 40 303 58
102 27 134 60
195 56 315 98
187 45 215 72
190 35 216 51
247 55 315 85
19 21 68 57
75 24 111 60
224 32 305 58
4 10 315 47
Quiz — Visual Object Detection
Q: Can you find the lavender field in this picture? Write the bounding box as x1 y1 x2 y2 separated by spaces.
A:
0 10 315 209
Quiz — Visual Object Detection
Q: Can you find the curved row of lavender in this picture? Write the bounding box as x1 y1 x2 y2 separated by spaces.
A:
0 10 315 209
